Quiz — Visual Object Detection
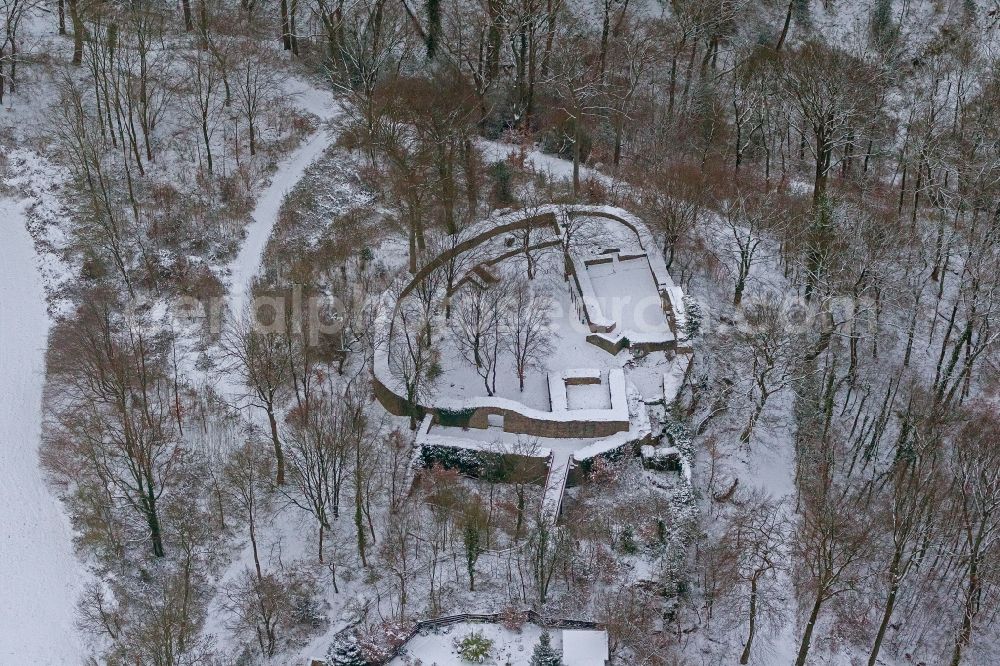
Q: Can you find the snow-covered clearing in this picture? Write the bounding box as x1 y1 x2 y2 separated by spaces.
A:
480 139 614 188
0 198 85 664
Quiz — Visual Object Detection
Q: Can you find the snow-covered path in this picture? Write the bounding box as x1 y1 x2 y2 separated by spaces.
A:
0 78 336 664
0 199 84 664
228 86 339 317
541 450 572 524
228 127 334 316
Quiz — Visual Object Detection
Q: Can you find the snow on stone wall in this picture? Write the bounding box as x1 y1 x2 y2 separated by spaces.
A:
373 204 691 439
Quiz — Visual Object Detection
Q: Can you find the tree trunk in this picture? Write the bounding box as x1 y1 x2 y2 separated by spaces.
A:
734 272 746 306
572 116 581 197
740 576 759 664
463 138 478 209
69 0 84 65
599 2 610 81
182 0 194 31
355 469 368 566
202 120 214 173
279 0 292 50
868 578 899 666
145 489 166 557
794 593 824 666
950 556 980 666
485 0 502 82
540 0 557 77
740 393 767 446
775 0 793 51
668 45 680 118
249 514 263 580
289 0 300 55
266 408 285 485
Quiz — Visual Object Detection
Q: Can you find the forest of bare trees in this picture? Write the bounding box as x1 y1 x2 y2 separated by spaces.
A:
0 0 998 663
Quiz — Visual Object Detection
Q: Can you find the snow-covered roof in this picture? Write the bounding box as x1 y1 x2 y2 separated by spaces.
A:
561 629 609 666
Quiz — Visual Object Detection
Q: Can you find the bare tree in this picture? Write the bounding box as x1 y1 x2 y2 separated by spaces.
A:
380 496 421 618
723 489 786 665
53 74 146 295
77 559 214 664
491 436 544 540
781 41 880 298
452 280 511 396
452 283 499 369
233 47 277 157
503 277 553 392
222 308 289 485
782 41 879 208
223 440 274 580
342 375 384 567
866 403 944 666
526 520 571 604
223 566 322 658
44 292 179 558
945 406 1000 666
388 297 440 428
182 48 223 174
451 281 510 395
0 0 37 103
462 497 487 591
717 188 783 307
639 160 708 270
719 296 800 447
226 569 282 658
283 387 352 563
544 26 605 197
791 481 874 666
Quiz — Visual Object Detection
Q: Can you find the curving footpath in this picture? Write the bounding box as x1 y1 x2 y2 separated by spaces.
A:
227 90 340 317
0 198 85 664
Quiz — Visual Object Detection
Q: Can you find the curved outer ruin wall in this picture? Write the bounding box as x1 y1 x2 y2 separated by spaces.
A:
372 204 687 438
372 369 631 438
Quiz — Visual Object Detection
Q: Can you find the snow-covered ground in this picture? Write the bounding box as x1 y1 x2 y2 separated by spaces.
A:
432 250 672 411
0 198 85 664
227 86 340 317
587 256 670 335
0 68 339 663
480 139 615 188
